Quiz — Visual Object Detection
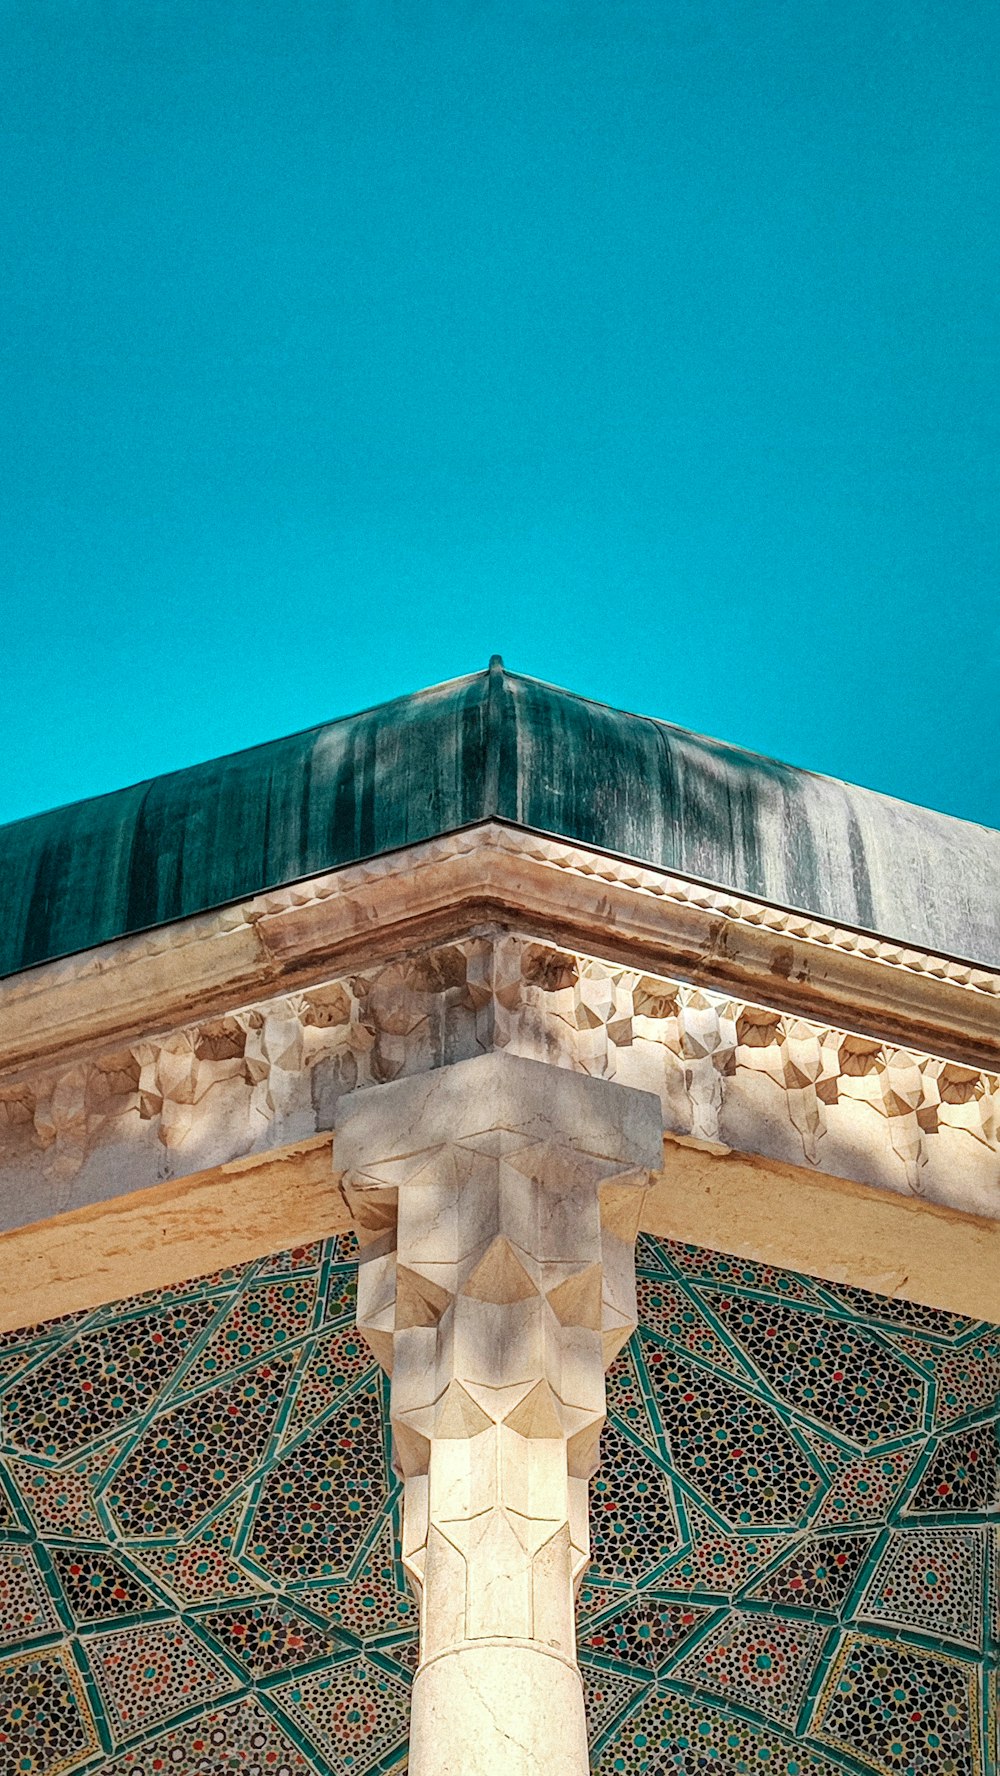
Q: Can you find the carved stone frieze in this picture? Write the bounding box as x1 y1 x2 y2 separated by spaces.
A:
1 934 997 1233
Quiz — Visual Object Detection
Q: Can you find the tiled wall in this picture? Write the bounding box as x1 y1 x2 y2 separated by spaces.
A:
1 1235 997 1775
0 1236 414 1775
584 1237 999 1776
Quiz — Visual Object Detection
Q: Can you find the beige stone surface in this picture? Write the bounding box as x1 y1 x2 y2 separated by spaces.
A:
2 933 996 1237
4 1126 997 1336
337 1052 661 1776
409 1644 589 1776
648 1133 1000 1322
0 1134 347 1332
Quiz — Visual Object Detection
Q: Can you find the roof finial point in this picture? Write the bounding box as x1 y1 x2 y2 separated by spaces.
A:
488 654 505 672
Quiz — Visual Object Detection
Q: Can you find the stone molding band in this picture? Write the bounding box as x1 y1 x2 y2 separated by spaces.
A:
3 823 998 1082
417 1636 584 1673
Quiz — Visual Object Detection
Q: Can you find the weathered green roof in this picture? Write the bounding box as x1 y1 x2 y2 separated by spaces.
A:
2 661 998 977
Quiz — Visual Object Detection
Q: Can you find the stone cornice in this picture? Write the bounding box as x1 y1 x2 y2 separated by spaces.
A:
2 822 998 1083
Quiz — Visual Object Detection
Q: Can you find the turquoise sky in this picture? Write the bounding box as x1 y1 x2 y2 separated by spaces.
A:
1 1 997 830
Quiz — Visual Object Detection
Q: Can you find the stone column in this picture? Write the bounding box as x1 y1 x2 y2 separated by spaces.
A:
336 1052 662 1776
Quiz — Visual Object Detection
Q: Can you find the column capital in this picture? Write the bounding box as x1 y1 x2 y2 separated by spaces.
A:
335 1047 663 1173
336 1052 662 1776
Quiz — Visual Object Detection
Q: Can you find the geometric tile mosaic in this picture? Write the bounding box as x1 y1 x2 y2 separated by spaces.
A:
1 1302 220 1461
99 1698 317 1773
809 1434 920 1528
270 1658 411 1774
104 1353 300 1539
0 1240 412 1776
905 1420 1000 1517
85 1619 237 1738
815 1631 981 1774
857 1527 986 1650
703 1290 927 1446
670 1607 827 1727
46 1546 159 1627
584 1234 1000 1776
1 1228 998 1774
742 1527 878 1612
637 1344 821 1529
247 1380 388 1585
196 1598 336 1679
578 1592 714 1675
589 1420 682 1583
0 1542 62 1646
935 1331 1000 1428
658 1499 788 1596
592 1686 848 1775
579 1663 647 1744
0 1644 102 1774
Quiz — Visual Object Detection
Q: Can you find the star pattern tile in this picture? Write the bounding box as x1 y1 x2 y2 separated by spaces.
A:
0 1232 995 1775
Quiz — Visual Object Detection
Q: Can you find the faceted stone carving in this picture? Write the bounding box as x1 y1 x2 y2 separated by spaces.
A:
2 934 997 1235
336 1052 663 1776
